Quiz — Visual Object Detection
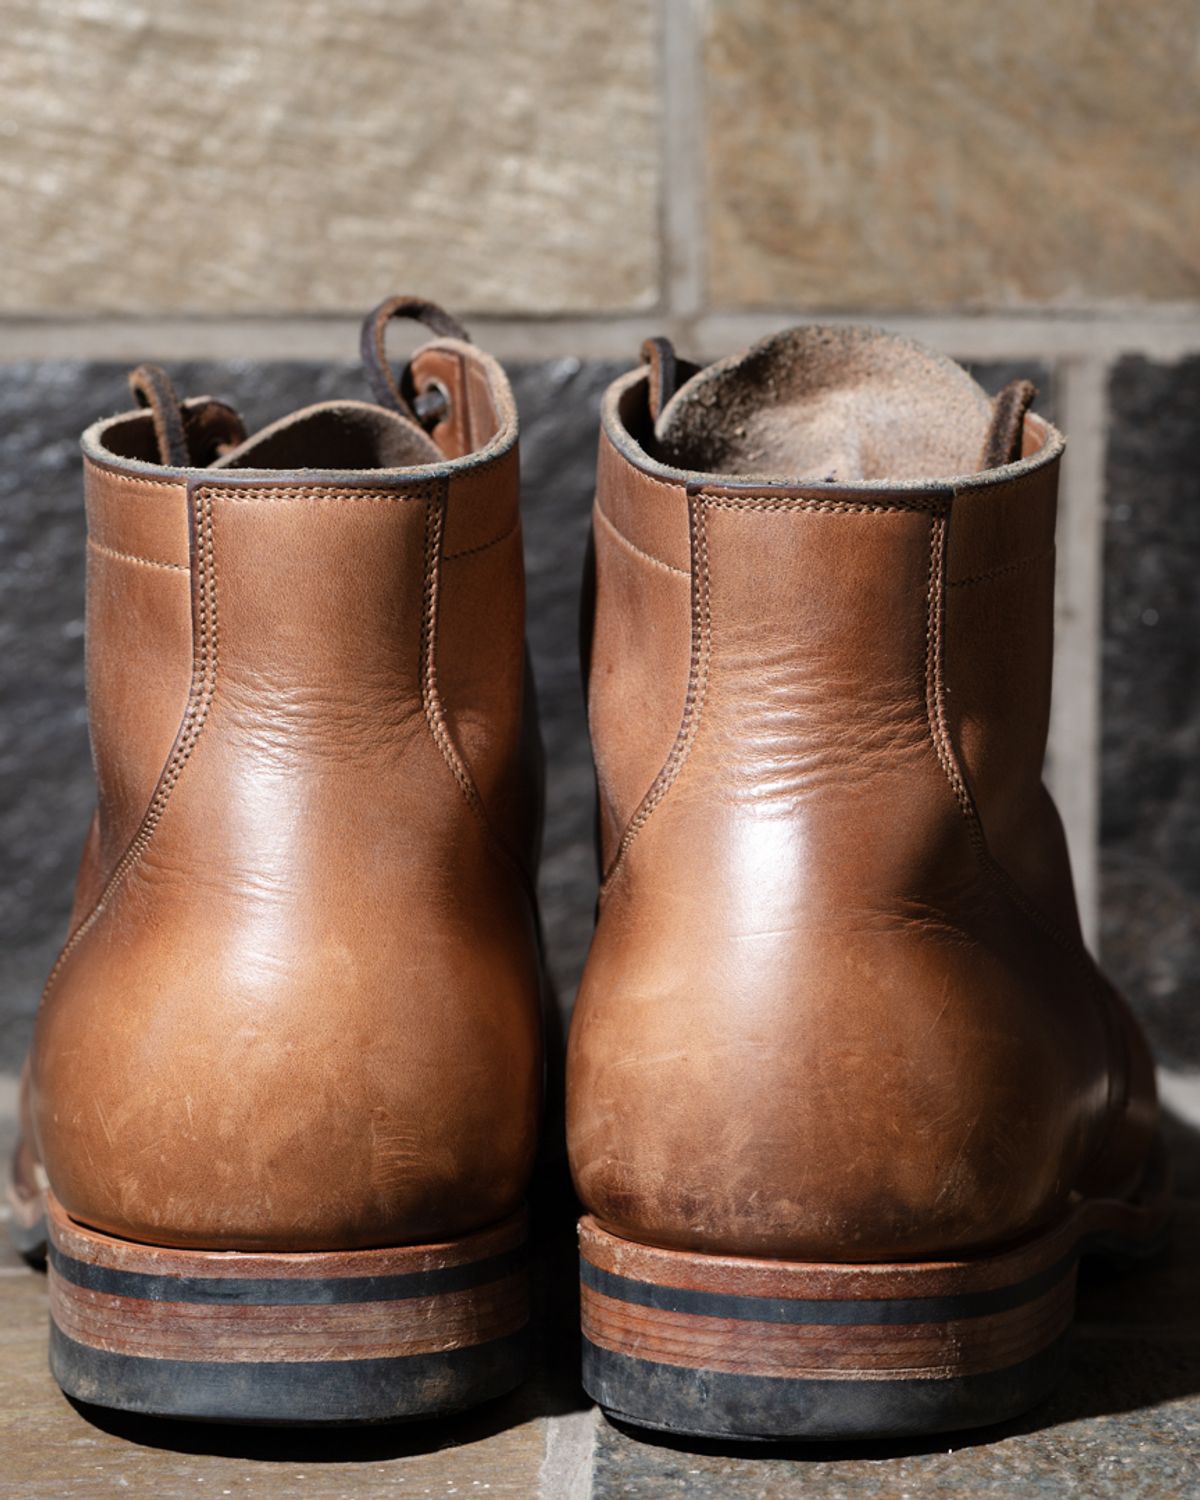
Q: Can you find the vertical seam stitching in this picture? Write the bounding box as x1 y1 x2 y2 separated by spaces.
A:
420 489 536 902
421 490 487 821
925 509 980 832
602 493 712 889
42 485 219 999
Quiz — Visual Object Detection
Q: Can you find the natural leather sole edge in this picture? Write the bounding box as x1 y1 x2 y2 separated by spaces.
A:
46 1194 531 1425
578 1147 1171 1441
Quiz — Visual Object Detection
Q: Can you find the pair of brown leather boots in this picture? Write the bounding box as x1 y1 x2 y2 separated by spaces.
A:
8 297 1168 1442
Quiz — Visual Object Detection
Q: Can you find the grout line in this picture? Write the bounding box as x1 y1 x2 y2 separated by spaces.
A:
539 1406 599 1500
0 316 655 364
0 309 1198 364
1049 356 1109 949
690 309 1200 363
660 0 707 325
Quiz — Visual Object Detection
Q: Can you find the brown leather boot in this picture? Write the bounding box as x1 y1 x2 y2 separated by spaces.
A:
567 327 1168 1441
7 298 543 1424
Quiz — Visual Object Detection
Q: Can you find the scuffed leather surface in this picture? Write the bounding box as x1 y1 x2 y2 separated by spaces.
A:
32 351 543 1251
568 357 1159 1263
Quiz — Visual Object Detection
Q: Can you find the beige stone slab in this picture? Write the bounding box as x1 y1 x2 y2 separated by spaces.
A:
704 1 1200 310
0 1 659 316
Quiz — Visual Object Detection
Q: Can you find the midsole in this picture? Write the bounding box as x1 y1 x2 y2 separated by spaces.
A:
47 1190 530 1366
579 1142 1171 1384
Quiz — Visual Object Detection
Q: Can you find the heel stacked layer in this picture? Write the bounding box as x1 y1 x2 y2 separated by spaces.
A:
47 1193 530 1425
579 1179 1168 1442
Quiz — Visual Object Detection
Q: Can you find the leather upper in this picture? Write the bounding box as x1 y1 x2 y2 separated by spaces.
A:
567 334 1158 1263
29 324 543 1251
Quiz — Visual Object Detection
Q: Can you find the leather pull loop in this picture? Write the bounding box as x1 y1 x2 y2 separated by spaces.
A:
641 337 678 425
360 295 472 430
182 399 249 465
128 364 191 467
980 379 1037 470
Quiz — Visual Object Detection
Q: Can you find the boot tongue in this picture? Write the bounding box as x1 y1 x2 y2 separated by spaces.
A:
652 327 1024 483
210 401 442 471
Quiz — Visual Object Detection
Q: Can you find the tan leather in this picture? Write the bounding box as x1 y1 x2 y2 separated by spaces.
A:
567 328 1158 1264
24 310 543 1252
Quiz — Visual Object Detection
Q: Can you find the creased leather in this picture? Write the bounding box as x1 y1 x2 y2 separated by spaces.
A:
29 342 542 1254
567 349 1158 1264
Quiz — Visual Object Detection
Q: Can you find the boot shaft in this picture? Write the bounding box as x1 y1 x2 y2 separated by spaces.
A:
80 333 535 905
33 306 544 1252
589 335 1070 930
571 327 1154 1265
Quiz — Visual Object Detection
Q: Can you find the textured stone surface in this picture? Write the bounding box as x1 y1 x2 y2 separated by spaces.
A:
704 1 1200 309
0 366 95 1071
1101 357 1200 1069
0 355 1061 1070
0 1 658 315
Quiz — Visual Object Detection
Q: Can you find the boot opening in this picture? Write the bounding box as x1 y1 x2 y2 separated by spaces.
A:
97 399 443 472
648 326 1036 484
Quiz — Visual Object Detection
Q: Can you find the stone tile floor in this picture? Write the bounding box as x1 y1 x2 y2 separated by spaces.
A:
2 1095 1198 1499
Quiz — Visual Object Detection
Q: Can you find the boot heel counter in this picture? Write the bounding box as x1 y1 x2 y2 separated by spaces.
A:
36 462 541 1252
570 838 1116 1263
33 900 541 1251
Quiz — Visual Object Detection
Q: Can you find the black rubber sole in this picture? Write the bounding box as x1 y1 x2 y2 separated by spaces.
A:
583 1334 1071 1442
51 1323 530 1426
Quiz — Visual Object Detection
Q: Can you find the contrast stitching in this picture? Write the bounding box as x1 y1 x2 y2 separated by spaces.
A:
419 492 540 902
443 515 520 561
214 488 411 504
948 546 1055 589
421 493 487 821
602 494 712 888
87 538 188 573
699 492 940 516
924 512 978 827
594 501 689 577
42 486 219 999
